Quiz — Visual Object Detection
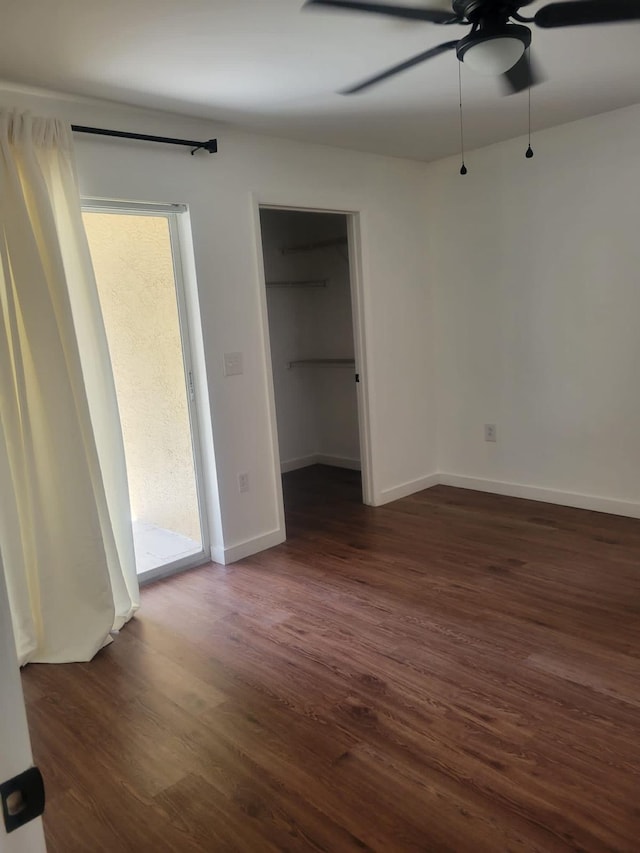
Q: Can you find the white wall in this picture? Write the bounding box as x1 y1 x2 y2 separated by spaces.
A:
426 103 640 517
9 79 633 563
0 83 437 561
260 209 360 471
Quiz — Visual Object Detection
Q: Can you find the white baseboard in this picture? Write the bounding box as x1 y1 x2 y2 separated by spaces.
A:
315 454 361 471
375 473 440 506
280 453 361 473
438 473 640 519
280 455 319 473
373 470 640 519
212 475 640 567
214 528 286 565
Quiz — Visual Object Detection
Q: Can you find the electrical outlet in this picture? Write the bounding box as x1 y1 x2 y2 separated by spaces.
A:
484 424 497 443
238 472 249 493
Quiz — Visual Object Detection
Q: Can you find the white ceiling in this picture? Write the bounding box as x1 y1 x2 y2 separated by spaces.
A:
1 0 640 161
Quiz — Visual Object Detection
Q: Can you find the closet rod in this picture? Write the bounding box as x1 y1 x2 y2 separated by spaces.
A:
266 279 327 288
281 236 347 255
71 125 218 155
287 358 355 369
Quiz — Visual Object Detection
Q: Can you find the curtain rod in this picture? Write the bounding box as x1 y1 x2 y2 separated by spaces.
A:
71 125 218 155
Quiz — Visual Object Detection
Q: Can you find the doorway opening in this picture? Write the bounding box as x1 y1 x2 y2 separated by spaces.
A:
258 207 370 526
82 203 209 581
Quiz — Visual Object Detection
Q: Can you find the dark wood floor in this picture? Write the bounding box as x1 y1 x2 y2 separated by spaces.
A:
22 465 640 852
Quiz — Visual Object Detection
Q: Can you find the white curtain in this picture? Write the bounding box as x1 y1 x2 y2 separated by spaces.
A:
0 110 139 665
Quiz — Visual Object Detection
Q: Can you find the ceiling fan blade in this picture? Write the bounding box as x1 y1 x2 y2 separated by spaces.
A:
341 40 458 93
501 51 543 94
535 0 640 28
304 0 459 24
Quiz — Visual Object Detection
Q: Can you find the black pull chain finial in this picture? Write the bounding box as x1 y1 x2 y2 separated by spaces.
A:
458 62 467 175
526 49 534 159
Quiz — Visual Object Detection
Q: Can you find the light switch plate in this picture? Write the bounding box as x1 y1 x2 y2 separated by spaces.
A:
223 352 243 377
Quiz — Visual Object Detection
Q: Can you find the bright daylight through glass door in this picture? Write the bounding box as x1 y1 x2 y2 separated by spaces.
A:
83 206 206 579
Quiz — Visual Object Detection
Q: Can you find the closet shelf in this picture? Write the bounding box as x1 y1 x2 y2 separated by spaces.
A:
287 358 355 369
266 279 327 288
281 237 347 256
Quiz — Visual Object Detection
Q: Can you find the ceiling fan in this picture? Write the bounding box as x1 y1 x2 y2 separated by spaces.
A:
303 0 640 94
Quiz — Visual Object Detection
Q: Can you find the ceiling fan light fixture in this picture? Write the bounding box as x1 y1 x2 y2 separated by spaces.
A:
456 24 531 76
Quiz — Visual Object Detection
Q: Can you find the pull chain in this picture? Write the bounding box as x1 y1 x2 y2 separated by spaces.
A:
458 62 467 175
526 48 534 159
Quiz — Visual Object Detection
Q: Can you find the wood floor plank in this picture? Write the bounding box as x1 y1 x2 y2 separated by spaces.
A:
22 466 640 851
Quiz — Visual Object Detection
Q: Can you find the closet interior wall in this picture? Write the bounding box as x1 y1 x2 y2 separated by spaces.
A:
260 209 360 473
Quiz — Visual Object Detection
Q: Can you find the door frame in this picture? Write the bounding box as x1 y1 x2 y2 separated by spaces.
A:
251 197 375 518
81 200 211 584
0 552 47 851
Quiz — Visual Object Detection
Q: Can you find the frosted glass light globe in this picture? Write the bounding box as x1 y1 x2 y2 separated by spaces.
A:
462 37 525 75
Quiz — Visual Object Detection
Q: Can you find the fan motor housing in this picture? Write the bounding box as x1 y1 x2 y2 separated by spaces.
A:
453 0 525 24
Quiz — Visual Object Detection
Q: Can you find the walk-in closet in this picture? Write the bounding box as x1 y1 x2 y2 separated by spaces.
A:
259 208 364 514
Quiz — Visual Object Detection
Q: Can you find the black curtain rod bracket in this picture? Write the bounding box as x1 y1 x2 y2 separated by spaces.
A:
71 125 217 155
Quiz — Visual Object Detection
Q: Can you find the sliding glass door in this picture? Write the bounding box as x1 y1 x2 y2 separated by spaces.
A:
82 203 208 581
